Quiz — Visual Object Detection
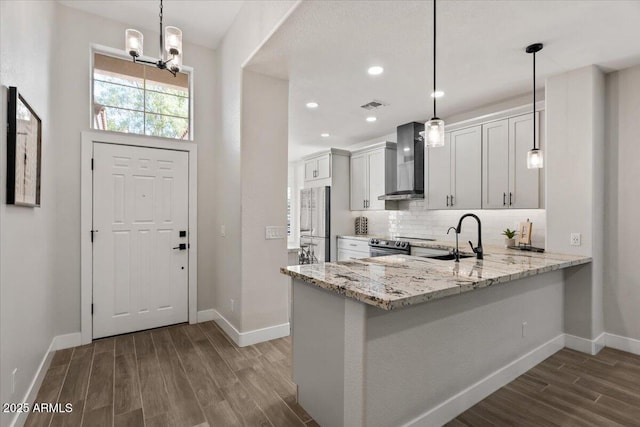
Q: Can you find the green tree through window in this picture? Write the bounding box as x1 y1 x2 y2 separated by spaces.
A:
93 53 190 140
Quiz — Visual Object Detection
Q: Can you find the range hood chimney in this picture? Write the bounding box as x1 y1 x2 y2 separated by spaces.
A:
378 122 425 200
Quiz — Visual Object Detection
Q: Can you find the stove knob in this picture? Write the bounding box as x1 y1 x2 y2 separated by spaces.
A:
401 242 407 248
370 239 375 244
374 239 379 244
395 241 401 247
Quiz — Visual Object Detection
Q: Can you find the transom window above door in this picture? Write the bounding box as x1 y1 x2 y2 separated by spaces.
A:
92 52 191 140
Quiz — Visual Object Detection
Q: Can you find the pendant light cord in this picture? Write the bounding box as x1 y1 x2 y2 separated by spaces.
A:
533 49 536 150
433 0 437 118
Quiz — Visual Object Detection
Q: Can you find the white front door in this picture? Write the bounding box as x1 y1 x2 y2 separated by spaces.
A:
92 143 189 339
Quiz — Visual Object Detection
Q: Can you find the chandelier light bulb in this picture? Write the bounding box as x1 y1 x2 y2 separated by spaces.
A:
165 26 182 55
126 29 143 58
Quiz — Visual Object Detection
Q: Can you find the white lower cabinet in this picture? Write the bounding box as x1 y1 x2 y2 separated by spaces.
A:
337 237 370 261
426 126 482 210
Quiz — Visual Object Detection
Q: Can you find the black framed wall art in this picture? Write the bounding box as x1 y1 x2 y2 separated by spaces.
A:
7 86 42 207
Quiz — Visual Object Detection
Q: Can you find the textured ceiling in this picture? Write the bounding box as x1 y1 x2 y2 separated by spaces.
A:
245 0 640 161
58 0 244 50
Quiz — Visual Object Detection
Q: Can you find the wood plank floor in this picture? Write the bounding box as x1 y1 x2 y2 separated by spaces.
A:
447 347 640 427
27 325 640 427
25 322 315 427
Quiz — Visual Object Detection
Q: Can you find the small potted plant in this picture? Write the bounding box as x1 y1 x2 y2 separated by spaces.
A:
502 228 517 248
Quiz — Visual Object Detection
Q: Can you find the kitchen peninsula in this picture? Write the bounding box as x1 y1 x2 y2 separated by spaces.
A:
281 244 591 427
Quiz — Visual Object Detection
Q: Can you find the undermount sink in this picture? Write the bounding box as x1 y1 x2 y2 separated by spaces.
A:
418 253 475 261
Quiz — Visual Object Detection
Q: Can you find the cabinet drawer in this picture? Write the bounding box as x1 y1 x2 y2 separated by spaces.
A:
338 249 369 261
337 238 370 254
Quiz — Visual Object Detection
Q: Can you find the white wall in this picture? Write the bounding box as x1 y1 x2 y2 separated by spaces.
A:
545 65 605 340
603 65 640 340
240 70 289 331
0 2 58 425
213 1 297 333
50 4 218 335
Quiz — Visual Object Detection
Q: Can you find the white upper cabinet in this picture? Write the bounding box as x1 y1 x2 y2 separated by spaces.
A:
450 126 482 209
426 127 482 210
350 142 397 211
304 153 331 182
509 113 540 209
482 119 510 208
350 154 368 210
426 133 451 210
482 113 540 209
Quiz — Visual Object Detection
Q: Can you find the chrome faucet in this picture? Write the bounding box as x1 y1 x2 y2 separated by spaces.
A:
456 213 483 260
446 226 460 262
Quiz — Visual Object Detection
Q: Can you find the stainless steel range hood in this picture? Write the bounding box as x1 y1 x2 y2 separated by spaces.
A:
379 122 425 200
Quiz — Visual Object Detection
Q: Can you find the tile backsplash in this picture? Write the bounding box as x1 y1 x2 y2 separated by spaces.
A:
351 200 546 248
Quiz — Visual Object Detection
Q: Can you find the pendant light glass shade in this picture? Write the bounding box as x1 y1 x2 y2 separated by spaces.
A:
126 29 143 58
527 148 543 169
165 26 182 55
425 118 445 147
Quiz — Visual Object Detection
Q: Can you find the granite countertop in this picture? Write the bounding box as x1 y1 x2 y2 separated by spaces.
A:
280 242 591 310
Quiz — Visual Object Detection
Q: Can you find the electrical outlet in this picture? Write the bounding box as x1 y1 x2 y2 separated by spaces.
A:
265 226 286 240
220 225 226 237
230 299 235 312
12 368 17 395
522 321 528 338
570 233 581 246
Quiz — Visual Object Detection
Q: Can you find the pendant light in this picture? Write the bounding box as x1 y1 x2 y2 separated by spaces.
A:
125 0 182 76
424 0 444 147
526 43 543 169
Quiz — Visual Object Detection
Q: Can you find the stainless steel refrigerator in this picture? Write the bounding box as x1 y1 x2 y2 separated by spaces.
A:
299 186 330 264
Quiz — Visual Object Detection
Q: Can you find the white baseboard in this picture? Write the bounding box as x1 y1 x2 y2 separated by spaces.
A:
53 332 82 350
403 334 566 427
197 309 220 323
565 332 606 355
208 309 290 347
605 333 640 356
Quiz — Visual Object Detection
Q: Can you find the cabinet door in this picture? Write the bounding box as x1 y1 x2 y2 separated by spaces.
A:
482 120 510 209
367 150 386 210
316 154 331 179
304 159 317 181
350 154 368 210
451 126 482 209
426 133 451 209
509 113 539 208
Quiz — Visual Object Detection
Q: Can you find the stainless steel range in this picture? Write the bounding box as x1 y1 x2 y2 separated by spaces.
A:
368 238 410 257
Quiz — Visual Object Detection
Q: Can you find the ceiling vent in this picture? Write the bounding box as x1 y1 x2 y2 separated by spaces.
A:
360 100 387 111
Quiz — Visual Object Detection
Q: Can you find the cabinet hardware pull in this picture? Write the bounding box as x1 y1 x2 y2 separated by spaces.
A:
350 244 357 247
451 195 454 206
446 195 449 207
509 192 513 206
503 192 506 206
363 200 366 209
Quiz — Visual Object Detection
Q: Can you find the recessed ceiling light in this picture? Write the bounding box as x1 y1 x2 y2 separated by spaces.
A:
321 133 330 138
430 91 445 98
366 116 377 122
306 102 319 109
368 66 384 75
403 147 411 152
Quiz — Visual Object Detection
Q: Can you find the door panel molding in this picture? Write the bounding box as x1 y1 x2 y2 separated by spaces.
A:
81 131 197 345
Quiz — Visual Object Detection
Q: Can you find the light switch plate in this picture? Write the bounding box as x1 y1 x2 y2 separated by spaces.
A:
570 233 581 246
265 226 286 240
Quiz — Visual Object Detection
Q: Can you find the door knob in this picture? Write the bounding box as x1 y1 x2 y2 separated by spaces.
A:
173 243 187 250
